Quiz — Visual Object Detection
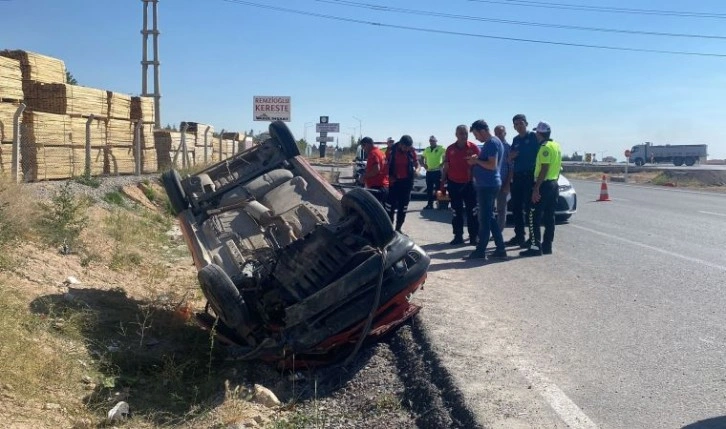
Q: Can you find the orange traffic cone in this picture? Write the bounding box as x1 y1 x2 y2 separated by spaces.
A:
597 174 611 202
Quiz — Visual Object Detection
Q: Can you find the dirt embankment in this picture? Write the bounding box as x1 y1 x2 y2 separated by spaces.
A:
0 176 464 429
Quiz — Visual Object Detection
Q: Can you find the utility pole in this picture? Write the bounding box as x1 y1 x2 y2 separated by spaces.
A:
141 0 161 128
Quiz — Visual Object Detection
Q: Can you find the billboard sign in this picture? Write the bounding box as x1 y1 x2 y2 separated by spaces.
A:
253 96 291 122
316 123 340 133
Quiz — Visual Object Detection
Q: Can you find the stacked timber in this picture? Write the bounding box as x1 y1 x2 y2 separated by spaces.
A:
70 116 107 146
131 96 155 124
154 130 198 170
106 119 135 174
107 91 131 120
0 50 66 85
0 102 18 142
20 111 105 180
217 138 237 160
139 123 157 173
0 142 13 175
0 56 23 101
24 82 107 117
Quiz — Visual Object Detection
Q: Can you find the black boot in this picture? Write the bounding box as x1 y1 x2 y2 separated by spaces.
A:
542 242 552 255
450 235 464 245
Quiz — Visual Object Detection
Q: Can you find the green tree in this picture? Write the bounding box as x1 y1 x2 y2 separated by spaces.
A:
296 138 308 154
65 71 78 85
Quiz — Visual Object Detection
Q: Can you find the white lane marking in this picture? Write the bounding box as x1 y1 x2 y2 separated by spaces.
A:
699 211 726 218
571 224 726 272
514 359 599 429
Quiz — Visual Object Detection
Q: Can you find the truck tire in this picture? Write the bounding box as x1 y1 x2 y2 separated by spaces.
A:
341 187 395 247
684 157 696 166
673 157 684 167
198 264 249 329
161 170 188 215
634 158 644 166
269 121 300 159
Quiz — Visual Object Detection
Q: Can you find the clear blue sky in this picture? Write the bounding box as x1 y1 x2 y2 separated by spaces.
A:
3 0 726 159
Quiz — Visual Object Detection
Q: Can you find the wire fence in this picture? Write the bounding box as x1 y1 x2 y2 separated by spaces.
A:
0 103 253 183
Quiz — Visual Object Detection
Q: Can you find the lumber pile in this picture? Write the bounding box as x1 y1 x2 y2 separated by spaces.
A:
218 138 237 160
0 50 66 85
0 143 14 175
0 56 23 101
24 82 107 117
155 129 201 170
141 147 157 174
18 111 107 180
0 102 19 142
106 119 134 147
21 145 105 181
70 116 107 146
107 91 131 119
131 96 155 124
22 111 72 145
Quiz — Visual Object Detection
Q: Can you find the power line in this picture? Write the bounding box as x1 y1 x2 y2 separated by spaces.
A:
221 0 726 58
464 0 726 19
315 0 726 40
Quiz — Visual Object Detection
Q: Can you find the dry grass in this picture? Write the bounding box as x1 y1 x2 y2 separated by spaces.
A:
0 176 289 428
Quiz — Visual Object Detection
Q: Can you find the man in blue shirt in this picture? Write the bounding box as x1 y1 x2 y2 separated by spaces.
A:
506 114 540 248
465 120 507 260
494 125 511 233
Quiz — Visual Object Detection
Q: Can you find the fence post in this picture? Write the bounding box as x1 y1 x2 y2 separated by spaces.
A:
11 103 26 184
84 114 95 179
173 122 190 169
134 121 142 175
203 125 210 164
219 128 225 160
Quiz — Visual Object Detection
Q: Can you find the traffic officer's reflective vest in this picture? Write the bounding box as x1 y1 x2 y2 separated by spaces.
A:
534 139 562 180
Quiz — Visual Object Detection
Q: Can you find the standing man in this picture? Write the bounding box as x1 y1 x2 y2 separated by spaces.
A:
421 135 445 210
520 122 562 257
387 135 418 233
494 125 512 232
442 125 480 245
506 114 540 248
360 137 389 205
466 120 507 260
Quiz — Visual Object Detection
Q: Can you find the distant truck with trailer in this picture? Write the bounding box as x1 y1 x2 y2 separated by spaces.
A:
629 143 708 166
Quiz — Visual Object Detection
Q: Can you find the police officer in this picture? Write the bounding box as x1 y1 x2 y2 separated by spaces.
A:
520 121 562 257
422 135 445 209
506 114 540 248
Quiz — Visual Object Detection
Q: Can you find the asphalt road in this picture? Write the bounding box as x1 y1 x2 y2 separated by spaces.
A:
403 180 726 429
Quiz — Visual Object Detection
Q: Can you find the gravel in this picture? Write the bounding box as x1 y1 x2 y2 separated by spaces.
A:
20 174 162 210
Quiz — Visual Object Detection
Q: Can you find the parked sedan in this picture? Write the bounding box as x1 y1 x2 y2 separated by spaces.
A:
162 122 430 368
506 174 577 222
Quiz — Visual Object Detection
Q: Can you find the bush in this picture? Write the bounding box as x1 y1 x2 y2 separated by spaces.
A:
36 182 90 249
103 191 126 207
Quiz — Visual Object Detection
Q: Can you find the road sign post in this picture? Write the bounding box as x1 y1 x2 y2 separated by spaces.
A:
624 149 631 182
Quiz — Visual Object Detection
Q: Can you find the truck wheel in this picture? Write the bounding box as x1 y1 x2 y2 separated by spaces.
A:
269 121 300 159
673 157 684 167
341 187 395 247
161 170 188 215
634 158 644 166
198 264 248 329
684 157 695 166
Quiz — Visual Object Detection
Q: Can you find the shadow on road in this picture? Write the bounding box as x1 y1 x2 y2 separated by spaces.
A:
682 416 726 429
419 207 453 225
